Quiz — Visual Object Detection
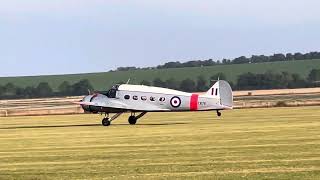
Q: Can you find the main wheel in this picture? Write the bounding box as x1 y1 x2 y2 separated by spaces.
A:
217 111 222 117
102 118 111 126
128 116 137 125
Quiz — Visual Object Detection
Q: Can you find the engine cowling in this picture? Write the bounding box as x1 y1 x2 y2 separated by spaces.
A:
81 94 98 113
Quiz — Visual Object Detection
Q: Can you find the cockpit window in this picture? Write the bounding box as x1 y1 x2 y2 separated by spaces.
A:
106 89 117 98
105 85 119 98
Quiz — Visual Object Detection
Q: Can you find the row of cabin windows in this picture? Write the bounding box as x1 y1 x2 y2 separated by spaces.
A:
124 95 165 102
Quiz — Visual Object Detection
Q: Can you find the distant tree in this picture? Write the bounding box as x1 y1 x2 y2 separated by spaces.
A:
183 60 201 67
72 79 94 96
310 52 320 59
15 87 26 98
196 76 208 92
285 53 294 61
250 55 270 63
308 69 320 82
165 78 179 90
279 72 293 88
303 52 312 60
24 86 37 98
251 55 261 63
116 67 138 71
270 54 286 62
3 83 17 97
153 78 166 88
294 52 304 60
210 73 226 81
112 51 320 72
180 78 196 92
233 56 249 64
158 61 182 69
58 81 72 96
236 72 258 90
236 71 310 90
203 59 216 66
222 59 228 64
36 82 53 97
140 80 151 86
289 73 308 88
0 85 4 97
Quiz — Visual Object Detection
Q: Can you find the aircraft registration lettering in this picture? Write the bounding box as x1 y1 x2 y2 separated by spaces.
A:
198 102 206 106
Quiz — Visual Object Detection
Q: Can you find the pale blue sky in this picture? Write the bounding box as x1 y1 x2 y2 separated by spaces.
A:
0 0 319 77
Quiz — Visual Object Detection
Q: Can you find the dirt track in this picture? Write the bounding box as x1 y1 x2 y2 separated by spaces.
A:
1 87 320 117
233 87 320 96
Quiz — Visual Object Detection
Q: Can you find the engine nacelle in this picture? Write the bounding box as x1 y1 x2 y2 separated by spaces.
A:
81 94 99 113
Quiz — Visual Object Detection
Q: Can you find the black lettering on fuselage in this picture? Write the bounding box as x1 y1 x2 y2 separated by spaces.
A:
198 102 206 106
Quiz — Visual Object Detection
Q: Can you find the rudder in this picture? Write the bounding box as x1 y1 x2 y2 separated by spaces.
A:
206 80 233 108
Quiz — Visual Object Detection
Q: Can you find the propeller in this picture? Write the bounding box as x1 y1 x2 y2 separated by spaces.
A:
72 101 95 106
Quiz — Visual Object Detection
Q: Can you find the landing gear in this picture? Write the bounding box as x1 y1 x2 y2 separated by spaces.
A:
102 118 111 126
101 112 123 127
128 112 147 125
128 116 137 125
217 110 222 117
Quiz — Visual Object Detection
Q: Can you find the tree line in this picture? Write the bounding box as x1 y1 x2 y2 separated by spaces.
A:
0 80 93 100
1 69 320 99
114 51 320 71
144 69 320 92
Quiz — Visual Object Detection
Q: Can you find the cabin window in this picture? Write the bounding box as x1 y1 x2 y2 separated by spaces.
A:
215 88 218 96
141 96 147 101
159 97 166 102
150 97 156 101
124 95 130 100
133 95 138 100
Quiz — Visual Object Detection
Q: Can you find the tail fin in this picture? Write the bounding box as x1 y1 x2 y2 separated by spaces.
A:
206 80 233 108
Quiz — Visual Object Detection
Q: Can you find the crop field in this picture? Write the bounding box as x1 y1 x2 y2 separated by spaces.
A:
0 59 319 90
0 107 319 179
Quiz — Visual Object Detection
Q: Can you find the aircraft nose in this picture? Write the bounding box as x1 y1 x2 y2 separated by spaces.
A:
80 95 94 112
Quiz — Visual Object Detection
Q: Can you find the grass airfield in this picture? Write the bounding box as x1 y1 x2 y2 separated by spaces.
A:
0 107 319 179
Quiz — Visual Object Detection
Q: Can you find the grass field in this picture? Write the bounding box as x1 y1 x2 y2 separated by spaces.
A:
0 107 320 179
1 59 320 91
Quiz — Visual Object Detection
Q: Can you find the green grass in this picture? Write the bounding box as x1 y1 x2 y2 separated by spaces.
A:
0 107 319 179
1 59 320 91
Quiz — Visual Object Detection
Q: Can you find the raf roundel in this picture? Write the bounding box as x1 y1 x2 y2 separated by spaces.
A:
170 96 181 108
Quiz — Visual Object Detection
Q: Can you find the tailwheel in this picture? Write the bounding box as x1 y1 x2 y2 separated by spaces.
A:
128 116 137 125
102 118 111 126
217 111 222 117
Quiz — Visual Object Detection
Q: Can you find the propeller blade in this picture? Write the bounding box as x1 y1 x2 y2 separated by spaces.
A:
71 101 95 106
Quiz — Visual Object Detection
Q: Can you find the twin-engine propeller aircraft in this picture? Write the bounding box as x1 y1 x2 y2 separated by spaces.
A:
76 80 233 126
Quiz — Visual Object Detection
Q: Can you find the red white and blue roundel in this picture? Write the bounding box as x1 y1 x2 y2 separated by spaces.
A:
170 96 181 108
